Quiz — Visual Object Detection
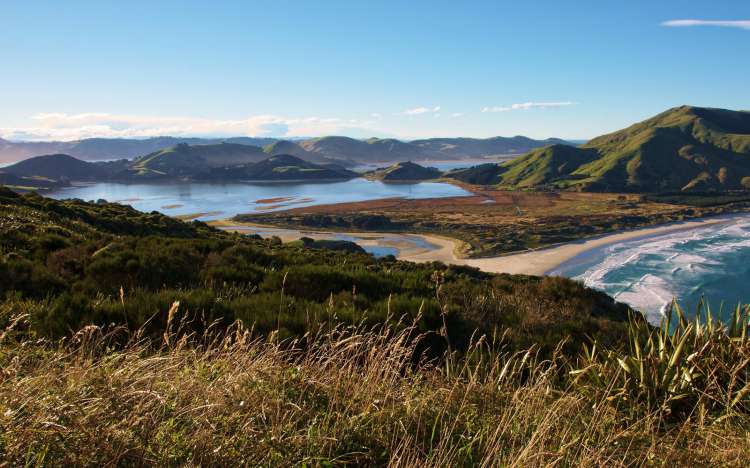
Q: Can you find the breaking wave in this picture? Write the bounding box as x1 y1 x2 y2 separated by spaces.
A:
551 215 750 324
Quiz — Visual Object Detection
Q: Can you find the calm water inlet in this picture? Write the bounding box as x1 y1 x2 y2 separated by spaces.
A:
47 179 471 220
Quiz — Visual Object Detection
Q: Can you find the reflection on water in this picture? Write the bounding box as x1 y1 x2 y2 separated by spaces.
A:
47 179 471 220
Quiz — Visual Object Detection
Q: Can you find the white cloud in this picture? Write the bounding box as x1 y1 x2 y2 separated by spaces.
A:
0 112 380 141
661 19 750 30
481 101 575 113
403 106 441 115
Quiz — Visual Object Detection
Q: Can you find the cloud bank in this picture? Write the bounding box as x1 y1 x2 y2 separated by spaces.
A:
403 106 441 115
481 101 575 113
661 19 750 30
0 112 379 141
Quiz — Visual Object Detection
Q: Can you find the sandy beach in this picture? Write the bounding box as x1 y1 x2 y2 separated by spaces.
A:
400 216 742 275
214 214 746 276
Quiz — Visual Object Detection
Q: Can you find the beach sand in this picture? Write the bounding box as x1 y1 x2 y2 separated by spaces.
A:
213 215 743 276
400 216 740 275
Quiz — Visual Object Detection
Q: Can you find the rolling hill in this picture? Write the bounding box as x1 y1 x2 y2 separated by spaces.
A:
0 136 279 164
2 154 122 180
299 136 427 163
195 154 357 181
411 136 572 158
2 134 571 165
446 106 750 192
365 161 442 181
3 148 356 183
129 143 269 177
0 172 69 191
299 135 565 163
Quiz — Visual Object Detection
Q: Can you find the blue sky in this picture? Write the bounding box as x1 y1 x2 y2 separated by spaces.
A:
1 0 749 141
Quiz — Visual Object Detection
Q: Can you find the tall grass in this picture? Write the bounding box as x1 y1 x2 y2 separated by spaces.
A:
0 301 749 466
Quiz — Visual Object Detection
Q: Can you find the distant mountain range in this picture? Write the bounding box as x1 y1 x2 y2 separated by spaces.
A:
5 106 749 194
0 136 279 164
447 106 750 192
0 134 573 165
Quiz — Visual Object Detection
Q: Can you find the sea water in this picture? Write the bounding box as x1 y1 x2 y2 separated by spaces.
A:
550 215 750 324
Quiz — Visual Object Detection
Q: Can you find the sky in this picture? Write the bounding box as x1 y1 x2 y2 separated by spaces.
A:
1 0 749 141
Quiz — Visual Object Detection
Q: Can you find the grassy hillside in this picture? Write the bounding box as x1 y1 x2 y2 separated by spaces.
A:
301 136 431 163
480 106 750 192
0 172 69 191
2 153 122 180
365 161 442 181
197 154 357 181
1 135 569 165
130 142 268 177
0 186 632 352
6 146 355 182
412 136 572 158
0 136 279 164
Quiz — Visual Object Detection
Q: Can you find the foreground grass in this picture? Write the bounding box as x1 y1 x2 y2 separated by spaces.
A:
1 304 749 466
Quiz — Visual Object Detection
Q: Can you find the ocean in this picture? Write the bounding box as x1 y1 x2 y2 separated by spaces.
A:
550 215 750 324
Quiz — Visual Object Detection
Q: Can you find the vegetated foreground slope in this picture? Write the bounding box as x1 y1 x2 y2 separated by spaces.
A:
1 186 750 465
0 185 632 352
447 106 750 192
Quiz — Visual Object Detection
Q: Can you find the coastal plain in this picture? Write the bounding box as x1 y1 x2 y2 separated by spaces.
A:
231 187 750 259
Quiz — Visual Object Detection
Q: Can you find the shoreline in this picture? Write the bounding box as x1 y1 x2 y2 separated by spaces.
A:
216 212 749 276
401 213 746 275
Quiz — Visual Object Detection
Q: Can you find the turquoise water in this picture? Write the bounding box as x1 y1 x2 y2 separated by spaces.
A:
47 179 471 220
550 215 750 324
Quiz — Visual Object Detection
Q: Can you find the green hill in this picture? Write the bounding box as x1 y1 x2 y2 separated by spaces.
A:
0 148 356 183
2 153 120 180
412 136 572 158
444 163 505 185
196 154 357 181
130 142 268 177
300 136 431 163
0 172 69 191
461 106 750 192
365 161 442 181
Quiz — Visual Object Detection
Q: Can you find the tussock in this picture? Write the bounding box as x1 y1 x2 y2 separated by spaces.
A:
1 301 749 466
